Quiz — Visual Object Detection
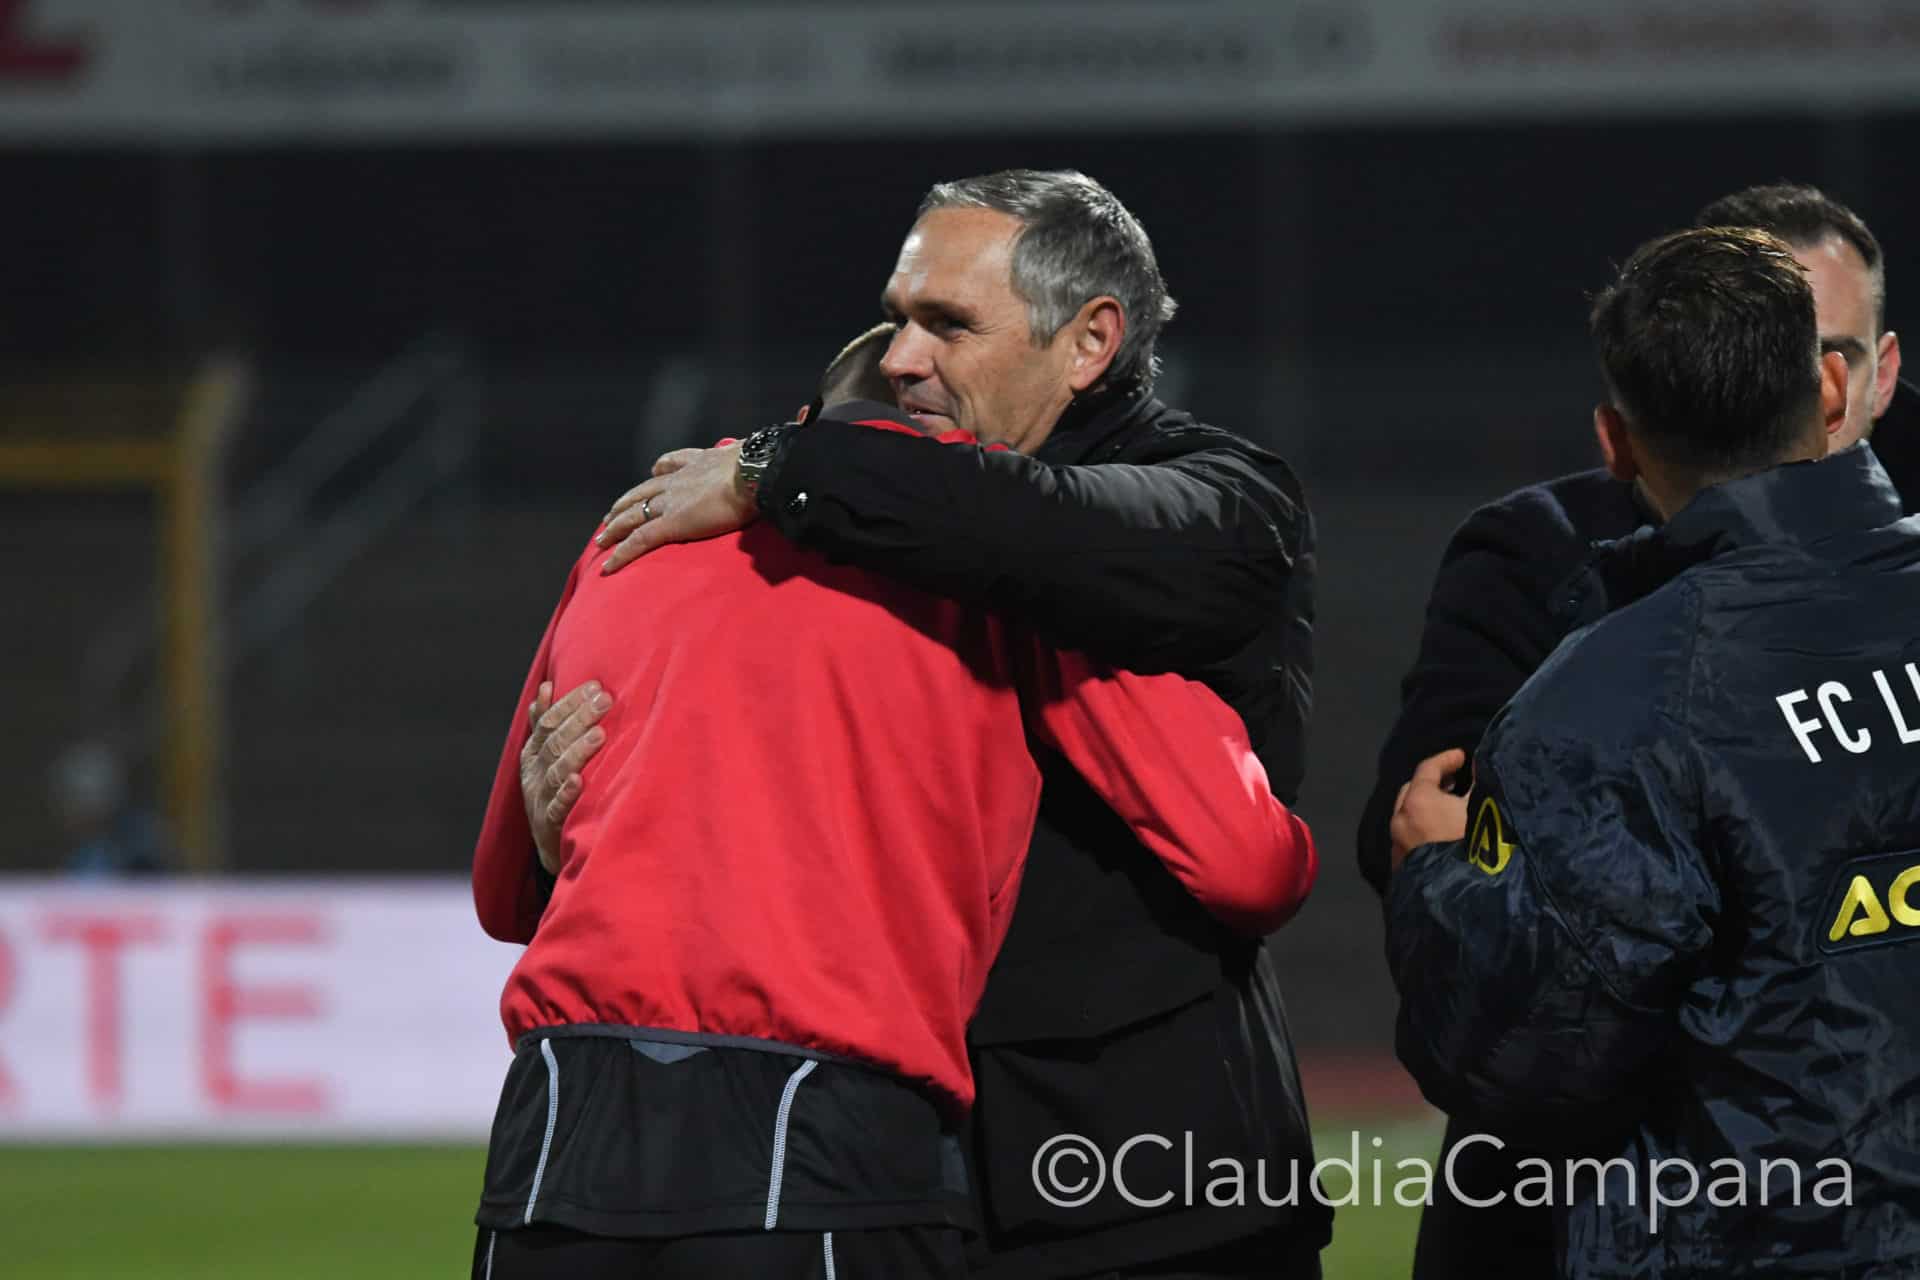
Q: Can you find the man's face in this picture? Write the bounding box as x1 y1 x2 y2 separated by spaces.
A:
1793 233 1898 451
879 207 1079 453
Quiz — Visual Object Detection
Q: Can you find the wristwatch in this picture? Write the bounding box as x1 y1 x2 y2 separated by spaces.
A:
735 423 792 505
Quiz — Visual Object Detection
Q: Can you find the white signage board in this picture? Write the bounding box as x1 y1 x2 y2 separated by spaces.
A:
0 0 1916 141
0 878 519 1141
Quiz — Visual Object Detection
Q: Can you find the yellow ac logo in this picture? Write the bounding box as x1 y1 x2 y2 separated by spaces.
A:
1466 796 1515 876
1828 865 1920 943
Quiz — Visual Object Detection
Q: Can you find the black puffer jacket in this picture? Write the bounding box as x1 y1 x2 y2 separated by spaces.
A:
1389 446 1920 1278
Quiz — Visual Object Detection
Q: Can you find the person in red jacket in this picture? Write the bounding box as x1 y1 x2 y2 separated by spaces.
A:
470 330 1317 1280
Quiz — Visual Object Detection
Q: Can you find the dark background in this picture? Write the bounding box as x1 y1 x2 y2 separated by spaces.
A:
4 113 1914 1054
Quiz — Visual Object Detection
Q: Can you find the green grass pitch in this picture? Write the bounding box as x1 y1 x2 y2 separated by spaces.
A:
1 1119 1434 1277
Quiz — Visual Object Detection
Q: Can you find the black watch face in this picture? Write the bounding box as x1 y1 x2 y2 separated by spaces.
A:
743 427 780 461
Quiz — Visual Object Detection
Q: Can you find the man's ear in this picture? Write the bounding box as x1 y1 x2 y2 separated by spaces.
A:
1064 296 1125 393
1593 403 1639 483
1819 349 1850 440
1873 330 1902 422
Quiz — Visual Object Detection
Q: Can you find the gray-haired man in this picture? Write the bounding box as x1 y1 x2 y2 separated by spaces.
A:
537 170 1328 1277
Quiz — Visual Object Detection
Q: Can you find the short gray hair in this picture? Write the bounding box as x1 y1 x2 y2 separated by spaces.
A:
918 169 1177 394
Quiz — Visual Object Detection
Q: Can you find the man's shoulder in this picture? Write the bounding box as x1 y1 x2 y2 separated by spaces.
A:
1109 402 1307 498
1067 396 1277 461
1511 572 1695 734
1423 470 1645 632
1455 468 1644 557
1564 571 1698 658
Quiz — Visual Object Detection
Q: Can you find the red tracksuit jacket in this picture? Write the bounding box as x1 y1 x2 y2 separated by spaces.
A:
473 421 1316 1112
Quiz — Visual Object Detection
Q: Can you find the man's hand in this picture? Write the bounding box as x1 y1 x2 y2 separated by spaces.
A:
595 442 754 574
519 680 611 874
1389 748 1471 874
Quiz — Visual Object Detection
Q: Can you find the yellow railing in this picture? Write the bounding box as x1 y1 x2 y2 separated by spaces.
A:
0 438 173 487
0 354 252 872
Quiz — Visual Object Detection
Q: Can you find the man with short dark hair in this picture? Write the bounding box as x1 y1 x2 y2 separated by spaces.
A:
1356 183 1916 1278
1387 225 1920 1279
533 169 1327 1278
1694 183 1907 469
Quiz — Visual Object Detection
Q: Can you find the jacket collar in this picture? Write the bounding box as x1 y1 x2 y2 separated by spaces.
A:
1557 444 1904 625
1034 385 1163 465
1870 378 1920 516
1652 440 1900 561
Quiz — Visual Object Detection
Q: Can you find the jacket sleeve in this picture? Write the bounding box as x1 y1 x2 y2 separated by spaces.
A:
759 419 1307 673
1356 496 1587 897
1020 637 1318 936
1385 723 1717 1146
472 553 585 944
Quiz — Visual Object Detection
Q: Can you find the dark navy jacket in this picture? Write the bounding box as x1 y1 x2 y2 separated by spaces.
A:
1359 380 1919 898
1389 446 1920 1278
